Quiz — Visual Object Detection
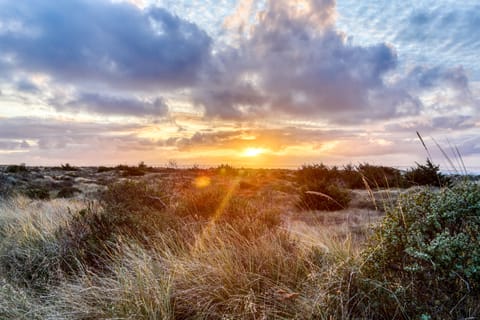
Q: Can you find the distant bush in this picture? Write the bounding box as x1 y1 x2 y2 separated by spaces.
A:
97 166 115 173
297 164 351 211
297 163 339 186
56 186 81 198
58 163 79 171
297 163 407 191
359 182 480 318
404 159 450 187
5 164 28 174
298 180 350 211
114 162 152 176
216 164 239 176
357 163 406 188
340 164 364 189
24 186 50 200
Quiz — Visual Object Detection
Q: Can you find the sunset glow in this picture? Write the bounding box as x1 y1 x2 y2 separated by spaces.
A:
242 148 266 157
0 0 479 169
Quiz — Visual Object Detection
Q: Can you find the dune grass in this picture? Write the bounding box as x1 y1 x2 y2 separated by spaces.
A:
0 173 479 319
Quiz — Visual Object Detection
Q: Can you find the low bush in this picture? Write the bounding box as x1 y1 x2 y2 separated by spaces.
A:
357 163 405 188
5 164 28 174
296 164 351 211
57 186 81 198
58 163 79 171
358 182 480 318
24 186 50 200
404 158 450 187
297 180 351 211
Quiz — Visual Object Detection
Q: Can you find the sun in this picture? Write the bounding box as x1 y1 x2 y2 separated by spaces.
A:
242 147 266 157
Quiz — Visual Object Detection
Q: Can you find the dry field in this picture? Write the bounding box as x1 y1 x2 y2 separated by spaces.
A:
1 165 479 319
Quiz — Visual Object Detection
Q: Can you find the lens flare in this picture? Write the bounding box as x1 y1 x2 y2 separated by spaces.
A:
193 176 211 188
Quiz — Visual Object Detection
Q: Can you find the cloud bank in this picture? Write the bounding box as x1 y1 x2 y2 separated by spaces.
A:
0 0 479 167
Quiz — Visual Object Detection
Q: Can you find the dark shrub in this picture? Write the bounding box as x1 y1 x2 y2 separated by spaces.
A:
296 164 351 211
341 164 364 189
57 186 81 198
357 163 405 188
359 182 480 318
404 159 450 187
298 180 350 211
58 163 79 171
97 166 115 173
24 186 50 200
115 164 145 177
297 163 338 185
5 164 28 174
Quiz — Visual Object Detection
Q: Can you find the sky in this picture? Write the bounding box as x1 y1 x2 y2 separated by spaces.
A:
0 0 479 169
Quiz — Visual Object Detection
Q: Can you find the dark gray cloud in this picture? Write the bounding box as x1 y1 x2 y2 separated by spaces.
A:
53 92 168 117
0 0 212 90
193 0 421 122
386 115 477 133
0 117 140 149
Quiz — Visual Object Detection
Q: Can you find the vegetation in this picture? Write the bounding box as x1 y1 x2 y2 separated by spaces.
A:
404 158 450 187
5 164 29 174
297 164 351 211
356 182 480 318
0 162 479 319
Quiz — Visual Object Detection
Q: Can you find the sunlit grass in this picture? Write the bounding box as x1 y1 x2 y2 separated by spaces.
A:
0 164 479 319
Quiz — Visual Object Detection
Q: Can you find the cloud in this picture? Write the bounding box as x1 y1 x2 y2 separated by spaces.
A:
0 0 212 90
399 66 470 94
0 139 29 151
0 117 140 147
165 126 355 152
194 0 421 122
336 1 480 80
53 92 168 117
386 115 477 134
15 78 39 93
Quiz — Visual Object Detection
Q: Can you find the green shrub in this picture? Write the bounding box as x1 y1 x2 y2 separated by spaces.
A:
404 159 450 187
360 182 480 318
